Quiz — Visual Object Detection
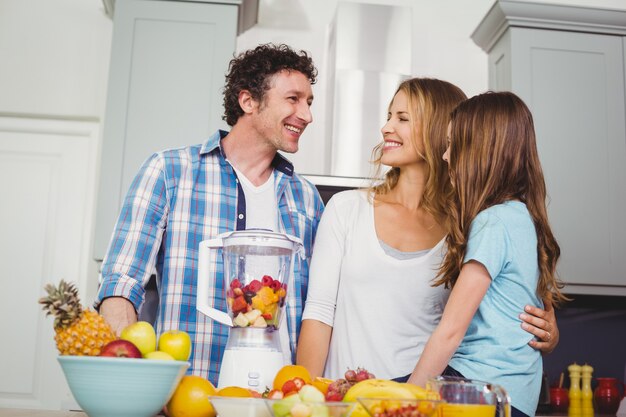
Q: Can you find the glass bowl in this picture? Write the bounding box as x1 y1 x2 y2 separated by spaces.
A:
357 397 444 417
209 396 272 417
265 398 356 417
57 355 189 417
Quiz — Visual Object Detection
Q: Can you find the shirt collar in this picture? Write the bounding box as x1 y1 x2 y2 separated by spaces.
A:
200 130 294 177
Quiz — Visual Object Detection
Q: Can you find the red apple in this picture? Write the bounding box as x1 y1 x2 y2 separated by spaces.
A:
99 339 142 358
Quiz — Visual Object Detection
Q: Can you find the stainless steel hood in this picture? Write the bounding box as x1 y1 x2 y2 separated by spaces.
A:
327 2 411 178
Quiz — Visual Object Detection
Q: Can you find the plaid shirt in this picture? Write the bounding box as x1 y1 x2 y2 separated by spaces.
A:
95 130 324 384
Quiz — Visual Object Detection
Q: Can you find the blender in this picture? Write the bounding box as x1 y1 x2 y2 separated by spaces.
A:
196 230 303 390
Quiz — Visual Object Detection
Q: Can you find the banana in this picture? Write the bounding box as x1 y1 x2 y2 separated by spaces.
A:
342 379 418 417
400 382 440 400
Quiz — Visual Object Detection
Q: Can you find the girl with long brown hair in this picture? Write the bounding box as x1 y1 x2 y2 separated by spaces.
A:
297 82 559 382
408 91 566 416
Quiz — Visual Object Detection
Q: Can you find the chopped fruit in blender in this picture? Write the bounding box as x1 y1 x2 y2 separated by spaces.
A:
233 313 249 327
226 274 287 328
256 286 277 304
251 316 267 328
251 295 266 311
262 275 273 286
244 309 262 323
249 279 263 292
231 296 248 314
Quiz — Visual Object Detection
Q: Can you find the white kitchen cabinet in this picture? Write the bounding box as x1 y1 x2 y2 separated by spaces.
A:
94 0 257 260
473 1 626 295
0 117 100 410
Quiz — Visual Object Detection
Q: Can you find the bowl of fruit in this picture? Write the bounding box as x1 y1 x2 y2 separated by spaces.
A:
40 280 191 417
58 355 189 417
356 398 443 417
209 396 272 417
265 385 356 417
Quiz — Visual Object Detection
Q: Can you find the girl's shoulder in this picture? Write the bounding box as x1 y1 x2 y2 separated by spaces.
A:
474 201 531 229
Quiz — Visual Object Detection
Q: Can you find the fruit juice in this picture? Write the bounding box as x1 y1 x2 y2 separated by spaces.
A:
440 403 497 417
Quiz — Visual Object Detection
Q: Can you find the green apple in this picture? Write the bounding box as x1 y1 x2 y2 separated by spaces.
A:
120 321 156 357
158 329 192 361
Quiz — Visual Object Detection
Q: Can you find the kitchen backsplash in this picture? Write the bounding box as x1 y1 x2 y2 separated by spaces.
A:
543 294 626 386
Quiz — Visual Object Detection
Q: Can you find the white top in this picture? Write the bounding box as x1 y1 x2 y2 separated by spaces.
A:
302 190 450 380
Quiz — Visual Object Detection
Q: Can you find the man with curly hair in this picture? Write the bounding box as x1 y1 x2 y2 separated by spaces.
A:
94 43 324 383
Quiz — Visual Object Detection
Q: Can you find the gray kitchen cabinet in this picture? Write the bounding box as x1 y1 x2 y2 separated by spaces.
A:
94 0 257 260
473 1 626 295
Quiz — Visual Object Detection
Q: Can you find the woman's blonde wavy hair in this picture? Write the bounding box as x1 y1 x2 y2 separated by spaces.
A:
369 78 467 223
435 91 567 305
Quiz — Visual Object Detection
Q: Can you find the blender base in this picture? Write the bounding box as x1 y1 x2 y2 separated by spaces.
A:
217 348 286 391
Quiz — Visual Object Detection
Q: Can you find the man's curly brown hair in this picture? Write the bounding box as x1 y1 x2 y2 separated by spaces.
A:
222 43 317 126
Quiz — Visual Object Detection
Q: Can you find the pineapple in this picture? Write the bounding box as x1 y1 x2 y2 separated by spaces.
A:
39 280 116 356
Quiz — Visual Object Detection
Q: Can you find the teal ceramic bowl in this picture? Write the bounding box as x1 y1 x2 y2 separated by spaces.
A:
57 355 189 417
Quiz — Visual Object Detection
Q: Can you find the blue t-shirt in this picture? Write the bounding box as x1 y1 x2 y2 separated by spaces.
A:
448 201 543 416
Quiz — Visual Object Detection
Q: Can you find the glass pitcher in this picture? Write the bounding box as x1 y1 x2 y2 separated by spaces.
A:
427 376 511 417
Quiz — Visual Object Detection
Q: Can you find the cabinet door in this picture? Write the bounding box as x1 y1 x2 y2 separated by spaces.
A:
94 0 237 260
509 28 626 293
0 117 99 410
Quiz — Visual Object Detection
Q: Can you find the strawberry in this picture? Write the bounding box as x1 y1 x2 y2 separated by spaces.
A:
261 275 273 286
231 296 248 314
281 380 298 395
230 278 242 289
270 280 282 291
261 313 273 320
249 279 262 293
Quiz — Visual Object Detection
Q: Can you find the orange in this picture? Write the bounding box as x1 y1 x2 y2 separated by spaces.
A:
311 377 334 395
272 364 312 390
167 375 217 417
216 386 253 397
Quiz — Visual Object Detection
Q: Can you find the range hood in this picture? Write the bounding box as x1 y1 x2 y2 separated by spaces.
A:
327 2 412 178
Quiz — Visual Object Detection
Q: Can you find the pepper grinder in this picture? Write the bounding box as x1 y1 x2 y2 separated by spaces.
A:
581 364 594 417
568 363 582 417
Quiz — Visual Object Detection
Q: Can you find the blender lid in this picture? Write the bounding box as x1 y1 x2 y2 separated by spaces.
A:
221 229 303 251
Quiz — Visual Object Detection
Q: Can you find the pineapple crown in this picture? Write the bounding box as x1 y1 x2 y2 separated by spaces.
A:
39 280 84 329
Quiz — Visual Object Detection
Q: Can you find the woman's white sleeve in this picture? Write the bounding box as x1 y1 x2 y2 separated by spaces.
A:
301 195 347 327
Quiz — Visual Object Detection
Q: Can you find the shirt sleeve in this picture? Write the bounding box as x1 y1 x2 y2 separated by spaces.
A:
464 211 510 281
94 153 169 311
301 193 349 326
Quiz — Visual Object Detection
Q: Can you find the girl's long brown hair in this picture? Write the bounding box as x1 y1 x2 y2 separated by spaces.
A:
435 91 567 305
370 78 467 222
